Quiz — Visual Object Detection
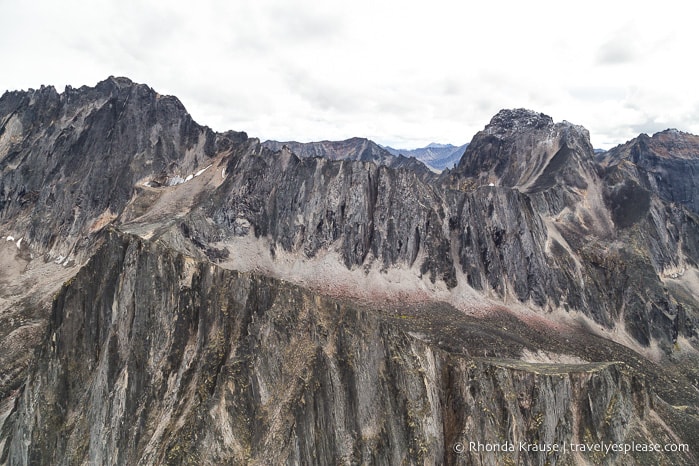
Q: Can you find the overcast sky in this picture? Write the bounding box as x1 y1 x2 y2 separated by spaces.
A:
1 0 697 149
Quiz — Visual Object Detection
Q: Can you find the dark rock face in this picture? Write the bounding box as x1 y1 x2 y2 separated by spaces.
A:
0 76 221 257
4 231 695 465
450 188 552 304
1 79 699 464
262 137 434 177
208 147 456 286
262 137 394 163
453 109 596 195
600 129 699 214
0 78 243 456
441 109 699 351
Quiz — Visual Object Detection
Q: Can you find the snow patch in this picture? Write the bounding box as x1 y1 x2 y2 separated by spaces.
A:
6 236 14 242
663 265 686 279
194 164 212 177
16 238 22 249
167 176 185 186
165 165 212 186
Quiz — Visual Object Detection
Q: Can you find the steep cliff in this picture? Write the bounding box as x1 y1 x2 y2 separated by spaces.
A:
261 137 433 177
262 137 394 163
1 79 699 465
0 77 229 260
0 78 241 443
599 129 699 214
3 230 696 465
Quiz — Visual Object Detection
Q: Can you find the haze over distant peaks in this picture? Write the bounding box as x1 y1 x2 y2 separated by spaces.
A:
382 142 468 171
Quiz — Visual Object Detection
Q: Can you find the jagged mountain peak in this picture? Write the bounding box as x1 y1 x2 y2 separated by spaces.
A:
261 137 380 165
454 109 595 193
1 84 58 101
91 76 190 114
89 75 171 99
639 128 699 160
93 75 137 92
485 108 553 134
606 127 699 155
484 108 592 145
601 127 699 166
260 136 434 175
0 76 190 125
600 127 699 214
3 76 146 102
449 108 615 236
0 76 219 257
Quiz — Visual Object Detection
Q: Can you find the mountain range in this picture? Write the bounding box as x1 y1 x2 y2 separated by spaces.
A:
262 138 467 172
0 77 698 465
383 142 468 171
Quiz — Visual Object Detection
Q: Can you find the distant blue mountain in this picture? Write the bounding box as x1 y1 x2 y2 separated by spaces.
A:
382 143 468 171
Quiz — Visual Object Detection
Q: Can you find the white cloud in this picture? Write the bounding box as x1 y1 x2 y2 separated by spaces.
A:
1 0 697 149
